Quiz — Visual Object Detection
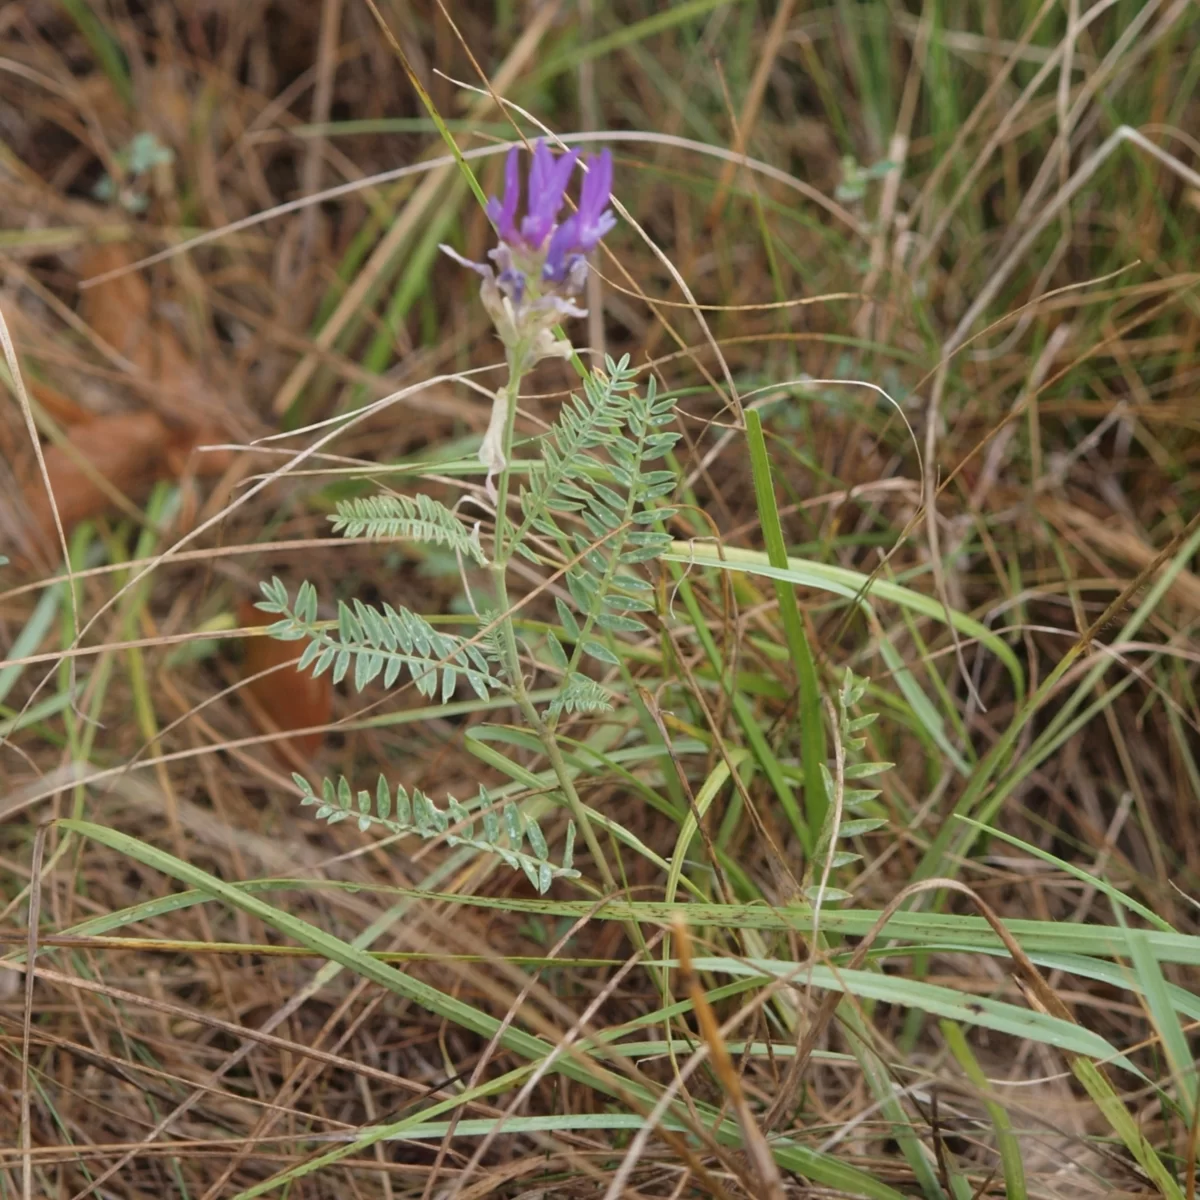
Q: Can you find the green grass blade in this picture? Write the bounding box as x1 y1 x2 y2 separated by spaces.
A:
56 0 133 107
745 408 828 831
0 578 62 705
940 1020 1027 1200
1125 929 1199 1123
689 957 1143 1074
1073 1057 1184 1200
957 816 1173 932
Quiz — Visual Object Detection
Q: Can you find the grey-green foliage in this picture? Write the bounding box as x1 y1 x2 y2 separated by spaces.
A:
548 672 613 718
92 131 174 211
256 577 499 702
515 355 679 703
258 357 680 887
808 669 892 903
329 493 487 565
293 771 579 894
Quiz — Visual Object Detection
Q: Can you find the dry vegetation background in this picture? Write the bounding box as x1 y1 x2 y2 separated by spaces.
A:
1 1 1199 1198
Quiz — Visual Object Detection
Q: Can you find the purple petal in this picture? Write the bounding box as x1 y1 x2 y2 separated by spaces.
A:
521 142 580 248
535 293 588 319
549 146 581 201
484 146 521 243
518 142 551 245
526 141 553 208
542 215 580 282
497 267 526 306
574 150 616 250
580 208 617 251
579 150 612 219
439 243 492 278
563 254 589 294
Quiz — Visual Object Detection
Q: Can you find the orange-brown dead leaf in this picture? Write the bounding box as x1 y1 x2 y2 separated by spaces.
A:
20 410 232 547
29 378 97 428
237 598 333 765
14 243 237 554
78 244 156 359
78 244 215 418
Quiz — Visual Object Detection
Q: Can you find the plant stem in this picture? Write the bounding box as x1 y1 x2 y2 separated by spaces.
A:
491 345 528 564
491 566 616 884
489 355 619 898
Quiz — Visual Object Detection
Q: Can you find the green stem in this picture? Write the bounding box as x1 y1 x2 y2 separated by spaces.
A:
491 566 617 894
489 353 619 898
491 344 530 566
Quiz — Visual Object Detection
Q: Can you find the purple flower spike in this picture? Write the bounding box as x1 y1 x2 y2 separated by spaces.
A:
520 141 580 249
574 149 617 251
485 146 521 244
444 140 616 360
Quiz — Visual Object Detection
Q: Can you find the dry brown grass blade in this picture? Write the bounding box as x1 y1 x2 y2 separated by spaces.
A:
0 299 89 746
673 915 787 1200
1 304 75 587
704 0 796 225
947 122 1200 357
1 955 438 1096
0 537 366 604
432 917 665 1200
760 874 1071 1133
2 967 372 1135
6 950 436 1200
294 0 343 272
1036 498 1200 614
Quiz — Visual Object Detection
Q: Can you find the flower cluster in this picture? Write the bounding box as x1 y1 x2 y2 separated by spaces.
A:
441 140 616 495
440 141 615 362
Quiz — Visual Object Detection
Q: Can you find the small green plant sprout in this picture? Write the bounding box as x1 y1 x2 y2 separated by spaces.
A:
261 140 661 896
807 669 892 903
292 772 579 894
93 131 175 212
834 154 897 204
